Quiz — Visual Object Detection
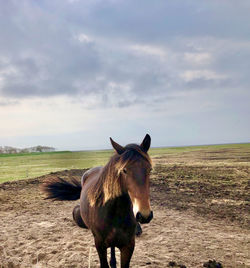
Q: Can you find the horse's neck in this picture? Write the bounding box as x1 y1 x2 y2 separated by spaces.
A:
106 193 132 214
101 168 126 195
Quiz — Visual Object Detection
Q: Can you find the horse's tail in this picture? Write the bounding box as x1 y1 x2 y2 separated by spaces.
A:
42 177 82 201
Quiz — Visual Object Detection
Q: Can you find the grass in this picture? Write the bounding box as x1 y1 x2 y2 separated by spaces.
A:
0 150 112 183
0 143 249 183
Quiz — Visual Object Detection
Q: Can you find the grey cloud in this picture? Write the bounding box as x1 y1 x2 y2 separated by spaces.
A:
184 78 229 90
0 0 250 111
0 99 19 106
62 0 250 42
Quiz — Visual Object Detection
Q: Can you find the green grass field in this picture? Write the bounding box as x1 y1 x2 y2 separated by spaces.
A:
0 143 249 183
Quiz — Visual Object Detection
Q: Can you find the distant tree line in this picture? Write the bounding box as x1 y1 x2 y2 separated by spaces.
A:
0 146 55 154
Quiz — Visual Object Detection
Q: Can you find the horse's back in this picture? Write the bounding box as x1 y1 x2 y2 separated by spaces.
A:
81 166 103 186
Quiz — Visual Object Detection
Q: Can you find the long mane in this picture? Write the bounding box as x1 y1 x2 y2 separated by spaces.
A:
87 144 151 207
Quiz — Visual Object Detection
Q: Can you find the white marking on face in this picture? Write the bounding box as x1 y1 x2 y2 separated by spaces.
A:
133 198 139 216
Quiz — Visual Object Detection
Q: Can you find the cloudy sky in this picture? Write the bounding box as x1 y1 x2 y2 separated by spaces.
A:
0 0 249 150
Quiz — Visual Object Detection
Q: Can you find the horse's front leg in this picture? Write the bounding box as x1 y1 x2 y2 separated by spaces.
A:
120 239 135 268
95 239 109 268
135 222 142 236
110 246 117 268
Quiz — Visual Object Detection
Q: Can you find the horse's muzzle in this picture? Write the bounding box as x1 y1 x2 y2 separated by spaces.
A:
136 211 153 224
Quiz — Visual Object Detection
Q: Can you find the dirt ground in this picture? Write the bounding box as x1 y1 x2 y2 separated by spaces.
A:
0 148 250 268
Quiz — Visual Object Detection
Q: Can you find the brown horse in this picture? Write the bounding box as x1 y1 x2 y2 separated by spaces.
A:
42 134 153 268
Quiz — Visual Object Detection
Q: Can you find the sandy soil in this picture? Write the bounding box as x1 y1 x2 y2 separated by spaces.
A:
0 168 249 268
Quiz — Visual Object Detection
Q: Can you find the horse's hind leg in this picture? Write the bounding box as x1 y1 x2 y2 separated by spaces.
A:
72 205 88 228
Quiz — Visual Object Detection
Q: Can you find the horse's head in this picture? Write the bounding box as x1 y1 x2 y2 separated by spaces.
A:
110 134 153 224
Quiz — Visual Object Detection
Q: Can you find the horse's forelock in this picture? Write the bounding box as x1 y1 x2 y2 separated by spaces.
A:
120 144 152 166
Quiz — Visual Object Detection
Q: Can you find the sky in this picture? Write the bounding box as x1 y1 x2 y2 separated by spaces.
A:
0 0 249 150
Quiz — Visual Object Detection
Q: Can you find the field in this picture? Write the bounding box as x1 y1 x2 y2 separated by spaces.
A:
0 144 250 267
0 144 248 183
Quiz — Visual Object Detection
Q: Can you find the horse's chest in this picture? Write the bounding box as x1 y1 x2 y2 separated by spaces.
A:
106 227 134 248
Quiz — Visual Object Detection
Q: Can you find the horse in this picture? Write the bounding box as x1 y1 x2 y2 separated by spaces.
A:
42 134 153 268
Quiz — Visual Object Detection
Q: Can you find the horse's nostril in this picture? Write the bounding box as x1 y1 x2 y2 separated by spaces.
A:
136 212 143 222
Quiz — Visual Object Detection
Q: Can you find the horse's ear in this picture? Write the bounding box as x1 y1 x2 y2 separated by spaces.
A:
140 134 151 153
110 137 125 155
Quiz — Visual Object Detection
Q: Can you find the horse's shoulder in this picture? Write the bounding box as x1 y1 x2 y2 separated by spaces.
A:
81 166 103 186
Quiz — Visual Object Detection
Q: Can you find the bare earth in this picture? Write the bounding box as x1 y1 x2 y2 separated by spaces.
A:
0 148 250 268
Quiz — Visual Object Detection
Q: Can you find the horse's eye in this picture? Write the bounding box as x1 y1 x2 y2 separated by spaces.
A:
123 168 127 174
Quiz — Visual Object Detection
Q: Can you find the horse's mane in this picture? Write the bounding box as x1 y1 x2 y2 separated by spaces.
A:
87 144 152 207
